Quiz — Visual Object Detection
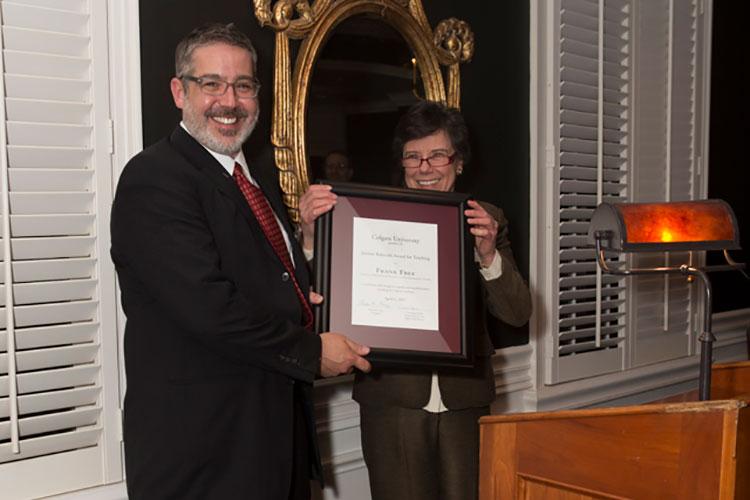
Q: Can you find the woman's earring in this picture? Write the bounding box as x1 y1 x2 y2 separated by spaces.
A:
456 166 463 175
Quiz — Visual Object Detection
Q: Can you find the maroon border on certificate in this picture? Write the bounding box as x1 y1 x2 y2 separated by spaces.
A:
329 196 461 353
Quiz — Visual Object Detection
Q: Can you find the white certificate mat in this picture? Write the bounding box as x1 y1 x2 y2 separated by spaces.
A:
351 217 439 330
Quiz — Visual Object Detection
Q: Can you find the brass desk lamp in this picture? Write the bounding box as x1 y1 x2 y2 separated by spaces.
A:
589 200 746 400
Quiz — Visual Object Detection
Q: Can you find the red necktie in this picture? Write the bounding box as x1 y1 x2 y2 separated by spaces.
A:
233 164 314 330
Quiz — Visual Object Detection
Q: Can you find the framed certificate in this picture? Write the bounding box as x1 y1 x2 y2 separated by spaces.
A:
313 182 476 368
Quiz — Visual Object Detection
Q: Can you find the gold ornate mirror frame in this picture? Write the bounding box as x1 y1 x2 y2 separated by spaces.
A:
253 0 474 221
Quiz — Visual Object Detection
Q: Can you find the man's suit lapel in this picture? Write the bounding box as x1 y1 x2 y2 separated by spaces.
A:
251 165 295 240
169 127 263 230
169 127 309 290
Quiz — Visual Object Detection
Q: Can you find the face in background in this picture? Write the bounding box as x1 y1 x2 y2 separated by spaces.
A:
170 42 259 157
323 152 353 182
402 129 462 193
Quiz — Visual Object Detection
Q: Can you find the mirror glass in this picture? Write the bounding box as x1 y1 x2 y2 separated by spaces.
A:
306 15 421 186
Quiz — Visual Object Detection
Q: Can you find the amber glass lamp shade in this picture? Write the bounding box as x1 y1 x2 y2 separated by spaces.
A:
588 200 740 252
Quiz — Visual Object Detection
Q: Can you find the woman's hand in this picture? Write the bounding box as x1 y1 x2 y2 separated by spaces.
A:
299 184 337 251
309 290 324 305
465 200 498 268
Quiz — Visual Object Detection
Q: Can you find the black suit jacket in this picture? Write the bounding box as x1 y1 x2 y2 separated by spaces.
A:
111 126 322 499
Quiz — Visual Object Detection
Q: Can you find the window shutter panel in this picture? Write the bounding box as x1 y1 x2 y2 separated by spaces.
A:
0 0 122 497
545 0 708 384
548 0 631 383
630 0 699 366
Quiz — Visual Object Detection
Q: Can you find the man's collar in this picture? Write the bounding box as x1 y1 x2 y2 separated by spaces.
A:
179 121 249 178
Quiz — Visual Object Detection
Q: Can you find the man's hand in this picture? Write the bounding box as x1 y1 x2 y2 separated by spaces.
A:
319 332 371 377
465 199 499 268
299 184 337 251
311 291 371 377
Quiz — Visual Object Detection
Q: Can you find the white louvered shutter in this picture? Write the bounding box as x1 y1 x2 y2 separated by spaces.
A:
0 0 122 498
629 0 701 366
545 0 708 384
547 0 631 383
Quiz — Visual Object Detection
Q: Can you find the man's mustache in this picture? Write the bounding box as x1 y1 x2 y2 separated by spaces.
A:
205 106 249 119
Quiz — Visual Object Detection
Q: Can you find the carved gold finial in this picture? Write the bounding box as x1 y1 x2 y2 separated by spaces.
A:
253 0 275 27
254 0 314 31
434 18 474 64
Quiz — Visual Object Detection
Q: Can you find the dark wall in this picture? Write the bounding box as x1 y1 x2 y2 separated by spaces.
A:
139 1 533 348
707 2 750 313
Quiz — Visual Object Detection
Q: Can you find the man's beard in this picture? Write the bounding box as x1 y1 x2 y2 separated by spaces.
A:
183 103 258 156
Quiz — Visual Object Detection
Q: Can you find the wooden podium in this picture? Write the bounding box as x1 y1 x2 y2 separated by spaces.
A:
479 399 748 499
712 360 750 400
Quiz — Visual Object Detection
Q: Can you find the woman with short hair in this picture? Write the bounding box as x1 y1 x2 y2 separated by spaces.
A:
299 101 531 500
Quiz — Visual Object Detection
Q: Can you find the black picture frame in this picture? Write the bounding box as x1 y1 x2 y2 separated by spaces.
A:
313 181 476 368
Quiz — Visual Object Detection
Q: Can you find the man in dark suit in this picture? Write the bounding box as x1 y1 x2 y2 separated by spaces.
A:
110 23 371 500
